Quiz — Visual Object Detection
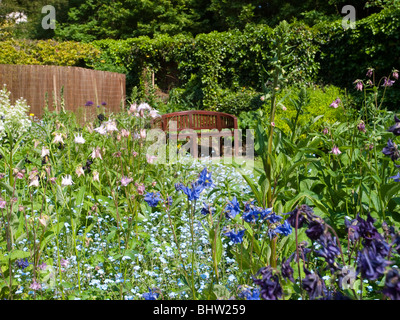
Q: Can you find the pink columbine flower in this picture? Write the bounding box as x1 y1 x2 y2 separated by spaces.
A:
146 154 157 164
140 129 147 140
393 70 399 80
354 80 363 91
91 147 102 160
137 184 145 195
330 146 342 155
121 129 130 138
76 166 85 177
74 133 85 144
329 100 338 108
128 103 137 115
271 122 275 127
0 199 6 209
282 105 287 111
366 68 373 78
30 279 42 291
120 176 133 186
132 151 138 157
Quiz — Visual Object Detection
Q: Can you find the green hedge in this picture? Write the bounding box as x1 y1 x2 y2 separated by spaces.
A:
0 39 100 67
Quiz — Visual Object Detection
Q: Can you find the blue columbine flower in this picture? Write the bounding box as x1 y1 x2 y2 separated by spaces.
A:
181 182 205 201
197 167 215 189
223 228 245 244
144 192 162 207
224 196 241 219
238 286 260 300
382 268 400 300
142 288 159 300
275 220 292 236
267 213 283 224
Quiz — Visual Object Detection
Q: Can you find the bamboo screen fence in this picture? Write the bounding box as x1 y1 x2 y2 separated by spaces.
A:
0 64 126 120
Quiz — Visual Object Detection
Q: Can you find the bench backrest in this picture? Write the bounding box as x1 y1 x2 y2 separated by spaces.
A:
151 110 238 132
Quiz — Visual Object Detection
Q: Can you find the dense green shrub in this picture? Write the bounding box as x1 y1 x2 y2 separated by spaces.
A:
316 7 400 110
237 84 349 134
0 39 100 67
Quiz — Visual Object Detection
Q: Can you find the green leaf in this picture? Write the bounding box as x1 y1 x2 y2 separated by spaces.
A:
0 250 30 263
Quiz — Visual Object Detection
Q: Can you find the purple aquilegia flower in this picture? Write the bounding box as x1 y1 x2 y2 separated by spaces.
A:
356 244 391 281
281 257 295 282
201 202 215 216
85 100 94 107
253 266 283 300
16 258 30 270
383 77 395 87
357 121 366 133
315 233 341 272
302 268 326 300
305 220 325 241
382 268 400 300
142 288 159 300
388 115 400 136
366 68 373 78
382 138 400 160
223 228 245 244
144 192 162 207
224 196 241 219
284 204 316 229
329 99 338 109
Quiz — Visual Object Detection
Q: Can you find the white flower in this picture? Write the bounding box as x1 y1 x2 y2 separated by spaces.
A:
104 120 118 133
93 171 100 182
149 109 160 119
94 125 107 135
75 166 85 177
41 147 50 158
29 176 39 187
52 133 64 144
91 147 102 159
74 133 85 144
61 175 74 186
137 103 151 113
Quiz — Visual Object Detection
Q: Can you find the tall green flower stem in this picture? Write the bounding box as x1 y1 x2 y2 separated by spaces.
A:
263 21 290 269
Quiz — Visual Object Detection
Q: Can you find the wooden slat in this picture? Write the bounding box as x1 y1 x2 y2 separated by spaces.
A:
0 64 126 121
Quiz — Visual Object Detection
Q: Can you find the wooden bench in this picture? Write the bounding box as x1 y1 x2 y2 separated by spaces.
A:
151 110 239 158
